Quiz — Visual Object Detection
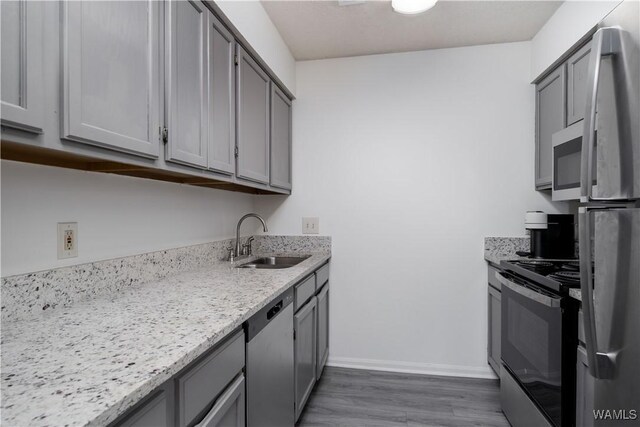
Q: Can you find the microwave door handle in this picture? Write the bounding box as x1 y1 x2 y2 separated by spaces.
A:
496 272 561 308
579 208 615 379
580 27 619 203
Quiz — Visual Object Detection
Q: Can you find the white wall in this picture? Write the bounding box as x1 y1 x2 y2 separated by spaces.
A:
256 42 568 377
215 0 296 95
530 0 621 80
1 161 256 276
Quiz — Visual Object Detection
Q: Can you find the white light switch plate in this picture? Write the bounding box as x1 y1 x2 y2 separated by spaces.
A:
57 222 78 259
302 217 319 234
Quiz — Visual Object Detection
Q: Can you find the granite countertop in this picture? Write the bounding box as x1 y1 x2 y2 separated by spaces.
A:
1 252 330 427
484 237 530 265
569 288 582 301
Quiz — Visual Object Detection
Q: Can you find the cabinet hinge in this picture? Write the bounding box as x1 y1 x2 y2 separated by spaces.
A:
161 127 168 144
234 55 239 66
293 329 296 340
234 146 239 158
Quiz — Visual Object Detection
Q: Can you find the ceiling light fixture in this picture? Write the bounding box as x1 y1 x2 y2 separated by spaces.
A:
391 0 438 15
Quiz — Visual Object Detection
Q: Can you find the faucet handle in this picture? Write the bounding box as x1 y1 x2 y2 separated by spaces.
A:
244 236 255 255
226 247 235 262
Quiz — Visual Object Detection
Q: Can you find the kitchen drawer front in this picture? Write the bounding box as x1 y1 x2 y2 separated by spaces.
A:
116 388 172 427
315 263 330 290
295 275 316 311
177 330 245 427
488 264 501 291
195 374 245 427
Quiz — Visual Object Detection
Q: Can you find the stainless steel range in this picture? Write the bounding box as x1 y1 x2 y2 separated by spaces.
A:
499 259 581 427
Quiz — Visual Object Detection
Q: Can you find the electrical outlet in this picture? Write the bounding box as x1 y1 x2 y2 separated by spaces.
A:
302 217 319 234
57 222 78 259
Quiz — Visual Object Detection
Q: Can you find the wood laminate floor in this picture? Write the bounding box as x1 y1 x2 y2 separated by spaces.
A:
296 367 509 427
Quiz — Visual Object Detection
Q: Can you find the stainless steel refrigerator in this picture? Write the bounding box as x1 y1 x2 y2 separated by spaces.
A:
578 0 640 425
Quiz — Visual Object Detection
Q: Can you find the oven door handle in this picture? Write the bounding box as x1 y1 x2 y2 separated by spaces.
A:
496 272 561 308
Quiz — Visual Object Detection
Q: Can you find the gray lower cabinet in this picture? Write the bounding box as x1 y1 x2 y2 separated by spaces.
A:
61 0 161 158
236 45 270 184
110 330 245 427
166 0 208 168
118 384 174 427
487 264 501 376
316 283 329 379
207 13 236 175
535 64 567 190
270 82 292 190
195 375 245 427
1 0 44 133
576 345 595 427
567 41 592 126
294 296 318 421
487 284 501 375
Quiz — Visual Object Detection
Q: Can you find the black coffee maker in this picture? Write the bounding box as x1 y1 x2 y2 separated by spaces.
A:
524 212 575 259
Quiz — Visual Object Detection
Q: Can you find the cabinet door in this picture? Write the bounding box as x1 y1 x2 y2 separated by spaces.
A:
166 0 208 168
294 296 317 421
535 65 566 190
576 346 594 427
487 285 501 376
1 0 44 133
316 283 329 379
116 384 173 427
567 41 592 126
236 45 270 184
207 14 235 175
196 375 245 427
270 83 292 190
62 1 161 158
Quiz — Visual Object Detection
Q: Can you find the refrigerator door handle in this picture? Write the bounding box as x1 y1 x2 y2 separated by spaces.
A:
580 27 620 203
579 207 616 379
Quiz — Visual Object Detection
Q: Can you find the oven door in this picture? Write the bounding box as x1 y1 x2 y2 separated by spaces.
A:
499 272 564 426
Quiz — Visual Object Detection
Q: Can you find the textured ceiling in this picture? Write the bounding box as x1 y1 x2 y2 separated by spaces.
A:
261 0 563 60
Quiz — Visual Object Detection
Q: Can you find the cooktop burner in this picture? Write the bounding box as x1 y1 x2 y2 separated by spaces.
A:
548 271 581 285
501 259 584 293
516 260 555 274
517 260 554 268
560 262 580 272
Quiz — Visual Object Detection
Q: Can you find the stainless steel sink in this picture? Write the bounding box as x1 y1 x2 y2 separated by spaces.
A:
237 256 310 269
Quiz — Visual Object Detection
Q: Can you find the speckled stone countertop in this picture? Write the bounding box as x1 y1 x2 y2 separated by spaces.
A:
484 237 530 265
1 252 330 427
569 288 582 301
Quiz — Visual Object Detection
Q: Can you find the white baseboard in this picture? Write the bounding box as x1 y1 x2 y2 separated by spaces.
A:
326 356 498 380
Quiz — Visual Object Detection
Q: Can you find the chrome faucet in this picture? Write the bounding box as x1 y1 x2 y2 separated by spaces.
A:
234 213 268 259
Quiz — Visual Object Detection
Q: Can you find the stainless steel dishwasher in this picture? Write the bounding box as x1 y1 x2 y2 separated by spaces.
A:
245 287 295 427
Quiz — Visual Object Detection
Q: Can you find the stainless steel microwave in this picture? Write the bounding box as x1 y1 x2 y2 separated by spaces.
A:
552 122 596 201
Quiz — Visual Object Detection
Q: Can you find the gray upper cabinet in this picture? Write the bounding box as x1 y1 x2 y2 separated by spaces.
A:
207 13 236 175
166 0 208 168
535 65 566 190
316 283 329 379
1 0 44 133
61 0 161 158
236 45 270 184
270 83 292 190
294 296 317 421
567 41 592 126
